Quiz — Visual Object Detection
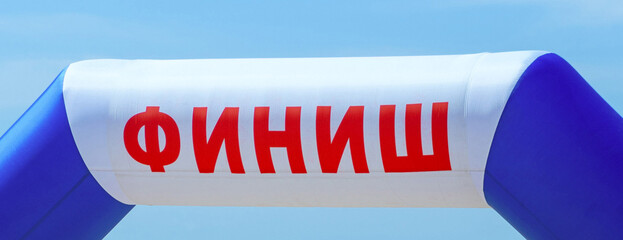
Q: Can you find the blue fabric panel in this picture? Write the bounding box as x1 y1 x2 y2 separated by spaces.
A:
484 53 623 239
22 175 133 240
0 70 133 239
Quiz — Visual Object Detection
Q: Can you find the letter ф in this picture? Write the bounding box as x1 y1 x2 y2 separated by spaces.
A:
123 106 181 172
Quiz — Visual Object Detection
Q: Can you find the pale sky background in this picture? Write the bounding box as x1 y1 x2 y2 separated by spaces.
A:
1 1 621 239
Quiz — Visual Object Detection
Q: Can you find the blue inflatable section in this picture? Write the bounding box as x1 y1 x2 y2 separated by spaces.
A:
0 71 134 239
484 53 623 239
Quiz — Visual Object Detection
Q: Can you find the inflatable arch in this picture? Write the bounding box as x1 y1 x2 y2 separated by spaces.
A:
1 51 622 239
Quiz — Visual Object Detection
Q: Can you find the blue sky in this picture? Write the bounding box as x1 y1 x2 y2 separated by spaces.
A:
1 1 621 239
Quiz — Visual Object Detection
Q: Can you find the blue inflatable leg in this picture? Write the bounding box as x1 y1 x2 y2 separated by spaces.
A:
0 70 134 240
485 54 623 239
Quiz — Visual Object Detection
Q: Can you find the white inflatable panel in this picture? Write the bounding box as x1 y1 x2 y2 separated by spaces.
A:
63 51 545 207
